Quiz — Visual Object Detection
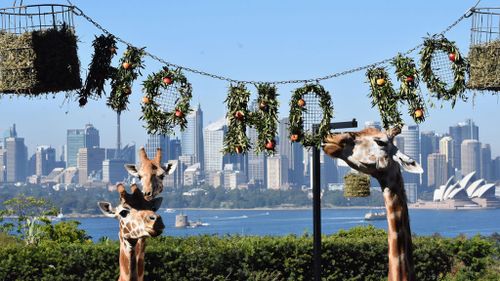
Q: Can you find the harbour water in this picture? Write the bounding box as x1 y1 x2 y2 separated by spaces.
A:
77 208 500 241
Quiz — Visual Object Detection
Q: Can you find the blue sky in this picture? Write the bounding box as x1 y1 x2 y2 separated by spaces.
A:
1 0 499 156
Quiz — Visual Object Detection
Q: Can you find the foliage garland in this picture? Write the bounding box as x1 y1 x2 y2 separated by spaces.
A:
141 67 193 135
367 67 403 130
254 84 279 155
288 84 333 147
391 54 426 123
107 46 145 113
78 34 117 107
223 84 251 154
420 36 467 107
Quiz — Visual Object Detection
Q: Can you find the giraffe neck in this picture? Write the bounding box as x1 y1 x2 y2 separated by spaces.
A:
118 233 146 281
377 169 415 281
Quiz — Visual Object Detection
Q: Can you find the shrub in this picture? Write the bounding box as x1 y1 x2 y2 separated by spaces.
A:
0 227 497 281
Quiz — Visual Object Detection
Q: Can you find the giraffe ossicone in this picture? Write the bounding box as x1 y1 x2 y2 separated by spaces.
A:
323 126 422 281
124 147 177 200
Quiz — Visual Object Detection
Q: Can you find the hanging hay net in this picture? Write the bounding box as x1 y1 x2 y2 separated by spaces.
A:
156 82 182 114
468 8 500 91
0 4 80 95
429 50 456 92
343 172 371 197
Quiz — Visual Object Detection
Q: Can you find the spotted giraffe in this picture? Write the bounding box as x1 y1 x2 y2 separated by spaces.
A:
125 147 177 201
323 126 422 281
98 184 164 281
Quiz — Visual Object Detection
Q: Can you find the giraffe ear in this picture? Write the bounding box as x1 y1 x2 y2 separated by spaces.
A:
162 160 178 175
393 150 423 174
97 201 116 218
124 164 140 177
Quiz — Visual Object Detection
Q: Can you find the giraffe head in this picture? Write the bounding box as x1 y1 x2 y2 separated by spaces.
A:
98 184 165 239
124 147 177 200
323 127 422 178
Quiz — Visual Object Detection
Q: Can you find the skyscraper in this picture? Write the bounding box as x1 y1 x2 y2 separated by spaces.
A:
145 135 169 162
439 136 455 176
5 137 27 182
0 147 5 182
267 154 288 190
247 127 266 187
400 125 420 186
427 153 448 188
168 138 181 161
181 104 204 170
102 158 128 184
449 119 479 170
66 124 100 168
77 147 105 184
461 139 481 176
203 118 226 172
278 117 304 187
480 143 492 181
420 131 440 189
35 146 56 176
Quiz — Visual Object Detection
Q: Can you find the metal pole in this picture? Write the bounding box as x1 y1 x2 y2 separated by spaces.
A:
312 127 322 281
311 119 357 281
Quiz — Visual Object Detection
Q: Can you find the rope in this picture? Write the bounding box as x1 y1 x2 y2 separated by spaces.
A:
68 1 479 85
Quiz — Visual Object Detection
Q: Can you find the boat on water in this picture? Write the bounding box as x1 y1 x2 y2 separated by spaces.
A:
364 210 386 221
165 208 176 213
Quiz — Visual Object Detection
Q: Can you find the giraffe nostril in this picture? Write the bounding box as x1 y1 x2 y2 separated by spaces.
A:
145 191 152 197
149 215 156 221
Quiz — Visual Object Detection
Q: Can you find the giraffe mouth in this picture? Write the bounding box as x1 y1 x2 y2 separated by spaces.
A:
147 229 163 237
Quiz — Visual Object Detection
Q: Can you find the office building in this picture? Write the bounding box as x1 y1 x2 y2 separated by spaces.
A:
449 119 479 170
181 104 204 170
102 158 128 184
427 153 448 188
420 131 440 189
145 134 169 162
267 154 289 190
5 137 28 183
203 118 226 172
35 146 56 176
278 117 304 187
77 147 105 184
247 127 266 188
66 124 100 168
480 144 492 181
461 139 481 176
400 125 420 186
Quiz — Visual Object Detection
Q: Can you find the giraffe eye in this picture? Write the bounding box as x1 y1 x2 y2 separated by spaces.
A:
374 139 388 147
119 209 130 218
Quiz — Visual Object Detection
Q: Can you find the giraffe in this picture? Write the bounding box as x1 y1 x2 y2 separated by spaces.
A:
98 183 165 281
323 126 422 281
125 147 177 201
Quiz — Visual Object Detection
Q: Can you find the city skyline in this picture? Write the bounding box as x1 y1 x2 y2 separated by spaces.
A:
0 1 499 158
1 114 500 191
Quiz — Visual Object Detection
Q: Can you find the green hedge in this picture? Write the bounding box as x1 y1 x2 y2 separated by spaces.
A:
0 226 498 281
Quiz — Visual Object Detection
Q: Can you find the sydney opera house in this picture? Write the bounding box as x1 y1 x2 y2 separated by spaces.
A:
413 171 500 209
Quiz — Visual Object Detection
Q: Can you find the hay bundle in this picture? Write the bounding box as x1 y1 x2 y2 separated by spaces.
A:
468 40 500 91
343 172 371 197
0 25 81 95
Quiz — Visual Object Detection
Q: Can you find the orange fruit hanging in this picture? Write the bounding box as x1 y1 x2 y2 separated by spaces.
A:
235 146 243 154
122 62 131 69
163 77 173 85
376 78 386 86
297 98 306 107
290 134 299 142
414 109 424 118
142 97 150 104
